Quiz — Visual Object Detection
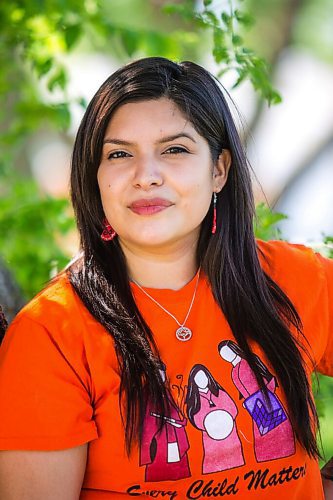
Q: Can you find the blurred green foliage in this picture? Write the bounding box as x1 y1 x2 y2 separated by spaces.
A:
0 174 74 299
0 0 280 161
164 0 281 104
254 202 287 240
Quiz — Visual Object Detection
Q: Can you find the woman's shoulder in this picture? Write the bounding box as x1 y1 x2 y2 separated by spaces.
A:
257 237 320 263
6 271 98 348
13 272 80 326
256 238 328 282
1 269 109 371
256 239 333 322
257 239 333 375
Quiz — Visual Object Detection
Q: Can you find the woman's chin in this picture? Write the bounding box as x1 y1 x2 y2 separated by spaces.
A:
122 235 176 250
119 230 190 252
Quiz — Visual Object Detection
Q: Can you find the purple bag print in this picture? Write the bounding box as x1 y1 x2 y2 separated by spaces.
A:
243 389 287 435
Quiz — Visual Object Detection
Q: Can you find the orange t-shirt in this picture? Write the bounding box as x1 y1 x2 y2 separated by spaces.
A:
0 240 332 499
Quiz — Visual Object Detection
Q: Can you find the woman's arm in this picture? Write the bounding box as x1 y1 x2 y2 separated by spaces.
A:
0 444 87 500
322 477 333 499
322 457 333 499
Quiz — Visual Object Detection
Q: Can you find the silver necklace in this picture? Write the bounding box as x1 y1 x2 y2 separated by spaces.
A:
133 269 200 342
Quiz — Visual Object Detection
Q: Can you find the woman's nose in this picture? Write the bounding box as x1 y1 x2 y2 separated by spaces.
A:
132 156 163 189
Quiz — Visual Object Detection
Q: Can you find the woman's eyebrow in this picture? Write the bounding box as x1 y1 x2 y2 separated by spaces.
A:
103 133 197 145
159 133 197 144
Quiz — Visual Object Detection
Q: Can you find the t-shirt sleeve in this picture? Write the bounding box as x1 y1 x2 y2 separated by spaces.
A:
314 252 333 376
258 240 333 377
0 313 98 450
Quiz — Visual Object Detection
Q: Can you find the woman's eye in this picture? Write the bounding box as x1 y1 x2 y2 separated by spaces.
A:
107 151 131 160
164 146 189 155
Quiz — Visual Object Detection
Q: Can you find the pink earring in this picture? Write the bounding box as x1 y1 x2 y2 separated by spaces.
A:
212 192 217 234
101 218 116 241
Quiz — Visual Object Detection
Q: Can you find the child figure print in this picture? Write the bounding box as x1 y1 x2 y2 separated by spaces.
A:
218 340 296 462
139 362 191 482
186 364 245 474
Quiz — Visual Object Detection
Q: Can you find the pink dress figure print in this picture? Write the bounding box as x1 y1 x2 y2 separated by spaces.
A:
140 394 191 482
192 388 245 474
186 365 244 475
232 357 295 462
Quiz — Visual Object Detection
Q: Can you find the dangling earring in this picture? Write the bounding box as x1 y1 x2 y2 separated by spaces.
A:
212 192 217 234
101 218 116 241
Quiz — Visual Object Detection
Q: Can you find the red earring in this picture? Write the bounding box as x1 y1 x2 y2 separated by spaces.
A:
212 192 217 234
101 218 116 241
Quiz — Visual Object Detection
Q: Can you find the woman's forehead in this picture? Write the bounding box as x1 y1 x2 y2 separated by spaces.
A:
103 98 197 139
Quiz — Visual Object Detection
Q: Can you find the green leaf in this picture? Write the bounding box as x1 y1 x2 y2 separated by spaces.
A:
221 12 232 28
235 52 246 64
323 236 333 258
34 57 53 77
233 68 249 88
47 66 68 92
232 34 243 46
267 90 282 105
203 0 213 6
234 9 255 27
240 47 255 56
120 30 140 57
213 27 225 45
194 14 208 29
64 23 82 50
213 45 229 64
162 3 191 19
217 67 229 78
254 203 287 240
204 10 219 26
77 96 87 109
248 62 282 105
51 102 71 130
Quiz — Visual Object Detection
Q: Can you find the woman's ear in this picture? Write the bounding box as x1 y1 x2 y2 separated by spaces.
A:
213 149 231 192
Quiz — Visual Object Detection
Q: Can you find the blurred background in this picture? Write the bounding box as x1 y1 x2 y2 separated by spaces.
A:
0 0 332 459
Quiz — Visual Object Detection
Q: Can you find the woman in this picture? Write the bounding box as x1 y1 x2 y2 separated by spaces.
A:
0 57 332 499
186 364 244 474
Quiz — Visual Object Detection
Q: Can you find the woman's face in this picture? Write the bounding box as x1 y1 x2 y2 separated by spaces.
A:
97 97 230 253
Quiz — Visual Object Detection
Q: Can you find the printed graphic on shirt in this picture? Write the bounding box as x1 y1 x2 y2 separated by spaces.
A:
139 342 296 482
139 362 191 482
186 364 245 474
127 462 307 498
171 373 188 417
218 340 296 462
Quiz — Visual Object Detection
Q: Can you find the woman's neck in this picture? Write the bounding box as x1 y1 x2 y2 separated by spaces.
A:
119 237 198 290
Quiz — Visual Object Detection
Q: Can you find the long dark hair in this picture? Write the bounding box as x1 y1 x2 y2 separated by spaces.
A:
186 364 223 427
69 56 319 457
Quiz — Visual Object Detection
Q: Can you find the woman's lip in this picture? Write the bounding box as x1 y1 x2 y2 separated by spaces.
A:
129 198 173 215
130 205 170 215
129 198 173 208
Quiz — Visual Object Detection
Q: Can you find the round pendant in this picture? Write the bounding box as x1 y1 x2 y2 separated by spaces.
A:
176 326 192 342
